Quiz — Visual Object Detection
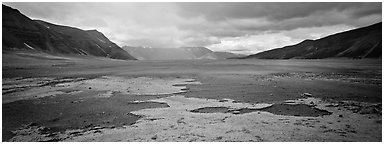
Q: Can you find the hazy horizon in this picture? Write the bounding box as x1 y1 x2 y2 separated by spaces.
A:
4 2 382 55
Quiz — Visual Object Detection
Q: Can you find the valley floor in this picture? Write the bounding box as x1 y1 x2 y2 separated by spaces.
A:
2 52 382 142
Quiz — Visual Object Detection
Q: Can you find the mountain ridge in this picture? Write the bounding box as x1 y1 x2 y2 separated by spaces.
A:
243 22 382 59
2 4 136 60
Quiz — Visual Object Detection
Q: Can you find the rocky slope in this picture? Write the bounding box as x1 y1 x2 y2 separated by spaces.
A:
243 22 382 59
2 4 136 60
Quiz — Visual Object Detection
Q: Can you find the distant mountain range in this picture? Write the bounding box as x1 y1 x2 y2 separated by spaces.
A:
2 4 136 60
122 46 244 60
243 22 382 59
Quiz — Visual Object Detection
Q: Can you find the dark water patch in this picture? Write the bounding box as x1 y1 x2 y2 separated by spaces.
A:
190 104 332 117
2 92 169 141
256 104 332 117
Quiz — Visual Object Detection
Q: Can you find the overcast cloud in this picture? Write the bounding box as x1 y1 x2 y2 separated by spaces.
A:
4 2 381 54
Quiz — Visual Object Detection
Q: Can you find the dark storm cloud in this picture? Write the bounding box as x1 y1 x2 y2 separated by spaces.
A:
349 3 382 18
177 2 381 22
176 2 381 34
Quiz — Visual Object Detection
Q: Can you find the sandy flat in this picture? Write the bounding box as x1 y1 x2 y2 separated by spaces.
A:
65 96 381 142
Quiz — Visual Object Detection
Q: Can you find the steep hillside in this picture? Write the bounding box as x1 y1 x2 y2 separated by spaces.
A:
244 22 382 59
2 4 136 60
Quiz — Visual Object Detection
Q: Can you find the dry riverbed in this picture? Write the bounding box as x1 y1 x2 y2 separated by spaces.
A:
3 74 381 142
2 54 382 142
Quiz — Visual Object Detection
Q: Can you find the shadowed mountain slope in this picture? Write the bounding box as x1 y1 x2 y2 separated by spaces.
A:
243 22 382 59
2 4 136 60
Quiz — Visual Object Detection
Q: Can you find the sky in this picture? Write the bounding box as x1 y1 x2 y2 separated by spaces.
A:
4 2 382 54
